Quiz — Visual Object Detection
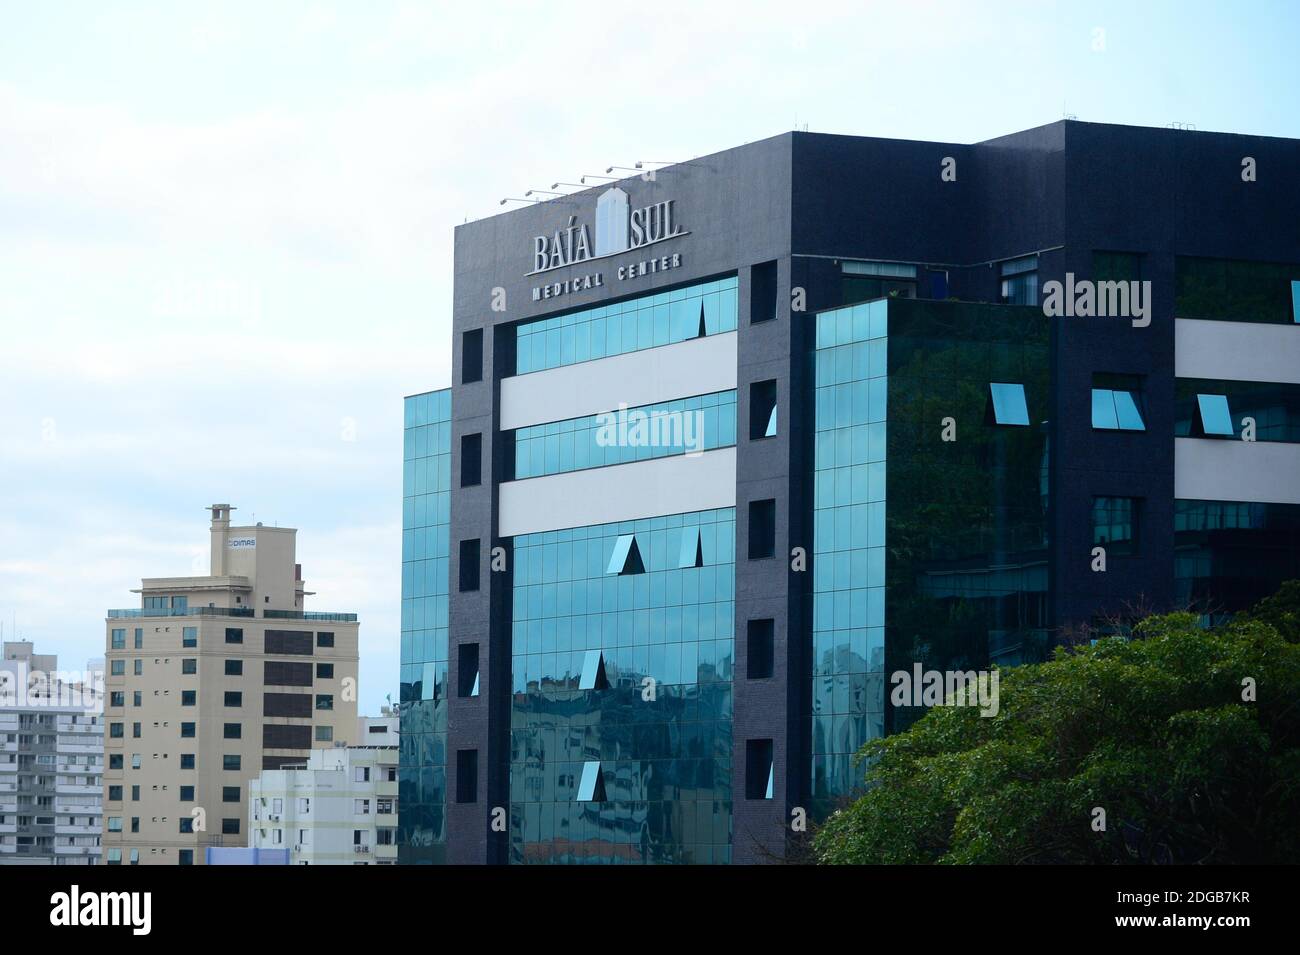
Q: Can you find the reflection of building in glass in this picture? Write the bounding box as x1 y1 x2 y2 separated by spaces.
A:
401 122 1300 863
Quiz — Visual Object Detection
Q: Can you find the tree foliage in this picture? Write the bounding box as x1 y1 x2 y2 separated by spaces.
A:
813 600 1300 864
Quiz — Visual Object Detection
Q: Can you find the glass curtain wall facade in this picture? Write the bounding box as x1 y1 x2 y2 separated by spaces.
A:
810 300 888 816
514 276 738 374
509 507 736 864
809 298 1050 817
1174 500 1300 617
511 390 737 479
884 299 1050 717
398 388 452 864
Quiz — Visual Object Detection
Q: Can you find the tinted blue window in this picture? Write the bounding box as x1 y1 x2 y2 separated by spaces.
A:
989 382 1030 426
1197 394 1235 436
510 507 735 864
1091 389 1119 430
1092 388 1146 431
398 388 452 865
515 277 738 375
512 391 735 479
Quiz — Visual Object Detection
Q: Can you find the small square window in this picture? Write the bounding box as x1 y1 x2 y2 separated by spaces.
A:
456 749 478 803
317 631 335 648
224 691 242 707
462 328 484 384
1091 374 1146 431
459 539 481 592
750 379 778 439
316 662 334 679
181 722 195 738
747 619 775 679
750 260 778 324
458 643 480 698
223 723 241 740
315 694 333 711
1092 496 1140 556
181 690 196 706
182 626 197 648
745 739 775 800
222 818 240 835
315 725 333 742
223 755 241 771
461 433 482 487
180 754 195 770
222 786 240 803
224 659 242 676
999 255 1038 305
181 658 197 675
225 628 243 645
748 499 776 559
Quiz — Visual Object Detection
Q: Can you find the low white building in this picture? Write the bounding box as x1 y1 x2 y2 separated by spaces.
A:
248 714 397 864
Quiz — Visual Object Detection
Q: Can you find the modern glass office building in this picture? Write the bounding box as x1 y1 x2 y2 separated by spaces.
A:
400 121 1300 863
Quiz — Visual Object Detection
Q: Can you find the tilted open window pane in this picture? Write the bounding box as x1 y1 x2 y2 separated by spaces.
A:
678 527 703 569
1112 390 1146 431
1197 394 1235 436
1091 389 1119 430
606 534 644 575
579 649 608 690
989 382 1030 426
576 760 605 802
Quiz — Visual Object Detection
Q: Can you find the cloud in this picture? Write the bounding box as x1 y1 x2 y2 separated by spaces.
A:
0 0 1076 715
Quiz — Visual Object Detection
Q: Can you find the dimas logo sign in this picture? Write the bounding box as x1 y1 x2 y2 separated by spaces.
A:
529 187 688 275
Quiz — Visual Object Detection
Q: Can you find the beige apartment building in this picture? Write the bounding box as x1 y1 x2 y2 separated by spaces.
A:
101 505 359 865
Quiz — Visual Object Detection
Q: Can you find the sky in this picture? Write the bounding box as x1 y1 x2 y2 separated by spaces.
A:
2 0 1298 717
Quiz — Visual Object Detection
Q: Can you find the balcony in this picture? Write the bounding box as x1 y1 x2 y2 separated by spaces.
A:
263 610 358 622
107 607 254 619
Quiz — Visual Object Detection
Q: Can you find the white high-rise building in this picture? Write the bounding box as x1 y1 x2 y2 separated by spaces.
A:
248 714 398 864
0 641 104 865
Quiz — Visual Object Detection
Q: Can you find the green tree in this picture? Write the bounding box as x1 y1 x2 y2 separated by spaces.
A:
813 599 1300 864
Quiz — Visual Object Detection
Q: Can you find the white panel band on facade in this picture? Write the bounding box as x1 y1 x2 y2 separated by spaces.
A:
499 331 738 431
498 447 737 537
1175 319 1300 384
1175 438 1300 504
